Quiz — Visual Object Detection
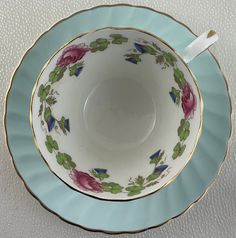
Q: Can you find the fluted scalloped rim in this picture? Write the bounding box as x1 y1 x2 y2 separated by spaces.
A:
4 4 232 234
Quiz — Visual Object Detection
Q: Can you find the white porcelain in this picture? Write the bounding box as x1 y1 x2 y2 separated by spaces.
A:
179 30 218 63
31 27 202 200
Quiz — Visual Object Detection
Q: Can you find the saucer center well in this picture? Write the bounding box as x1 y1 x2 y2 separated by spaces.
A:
83 78 156 150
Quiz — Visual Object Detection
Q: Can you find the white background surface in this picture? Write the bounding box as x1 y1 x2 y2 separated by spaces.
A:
0 0 235 237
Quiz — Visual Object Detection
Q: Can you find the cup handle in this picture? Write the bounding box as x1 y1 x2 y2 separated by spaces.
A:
178 30 218 64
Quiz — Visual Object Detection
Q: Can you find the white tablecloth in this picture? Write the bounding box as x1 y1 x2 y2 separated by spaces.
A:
0 1 235 237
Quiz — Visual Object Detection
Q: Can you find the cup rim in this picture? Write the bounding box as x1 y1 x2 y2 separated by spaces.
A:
29 26 203 202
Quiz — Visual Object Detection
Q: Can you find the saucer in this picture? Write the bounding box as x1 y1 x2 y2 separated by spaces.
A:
4 4 232 233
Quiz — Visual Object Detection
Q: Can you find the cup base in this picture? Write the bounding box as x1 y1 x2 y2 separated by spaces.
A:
83 77 156 150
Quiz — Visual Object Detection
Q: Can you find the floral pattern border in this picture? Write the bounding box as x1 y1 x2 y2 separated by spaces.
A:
36 33 196 196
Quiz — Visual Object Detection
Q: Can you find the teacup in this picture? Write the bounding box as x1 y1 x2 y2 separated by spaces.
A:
31 27 217 200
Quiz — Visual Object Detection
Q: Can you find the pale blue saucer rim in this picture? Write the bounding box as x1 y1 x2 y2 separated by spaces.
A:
4 4 232 233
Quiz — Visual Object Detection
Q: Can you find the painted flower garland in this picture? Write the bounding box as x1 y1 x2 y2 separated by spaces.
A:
124 40 196 159
37 34 196 196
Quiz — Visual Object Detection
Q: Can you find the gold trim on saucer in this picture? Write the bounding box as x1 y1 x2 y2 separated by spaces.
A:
3 3 233 234
29 26 203 202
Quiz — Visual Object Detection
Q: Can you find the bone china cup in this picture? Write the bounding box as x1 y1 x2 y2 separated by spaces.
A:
31 27 202 201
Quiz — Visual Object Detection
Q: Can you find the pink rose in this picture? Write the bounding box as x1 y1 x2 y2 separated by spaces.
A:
57 44 90 67
181 83 196 119
70 169 102 193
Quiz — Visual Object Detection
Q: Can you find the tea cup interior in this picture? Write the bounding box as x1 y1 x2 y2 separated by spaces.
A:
31 28 202 200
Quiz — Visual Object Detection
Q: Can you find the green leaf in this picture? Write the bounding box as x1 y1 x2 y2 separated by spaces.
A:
70 161 76 169
168 52 177 62
56 152 75 169
112 39 122 44
52 140 59 150
110 34 122 39
44 107 51 121
156 55 164 64
125 184 145 196
173 142 181 152
96 38 108 44
38 85 51 102
146 173 158 182
135 176 145 186
61 116 65 127
90 41 97 48
110 34 128 44
146 181 158 187
183 130 190 140
111 184 123 194
127 190 142 196
101 182 123 193
180 119 190 129
172 150 180 160
63 161 71 170
49 66 66 84
179 144 186 156
46 96 57 105
164 52 177 66
185 121 190 129
174 68 187 89
149 150 165 165
38 85 44 97
170 87 180 105
99 172 109 180
69 62 84 76
179 129 190 141
101 182 112 192
172 142 186 159
125 53 142 63
110 188 123 194
172 142 181 159
46 135 53 145
178 129 185 141
56 153 64 165
90 38 110 52
99 45 107 51
145 45 156 55
64 153 72 161
125 185 144 192
45 141 53 153
43 85 51 98
58 116 67 134
178 119 190 141
99 173 109 180
45 135 59 153
90 169 109 181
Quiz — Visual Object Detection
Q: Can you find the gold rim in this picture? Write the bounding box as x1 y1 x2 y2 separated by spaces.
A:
30 26 203 202
3 3 233 234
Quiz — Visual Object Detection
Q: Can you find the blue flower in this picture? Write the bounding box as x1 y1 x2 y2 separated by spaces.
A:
134 43 147 53
64 118 70 132
154 165 168 176
75 66 83 77
46 115 55 132
125 57 138 64
150 149 161 160
94 168 107 174
169 91 176 103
